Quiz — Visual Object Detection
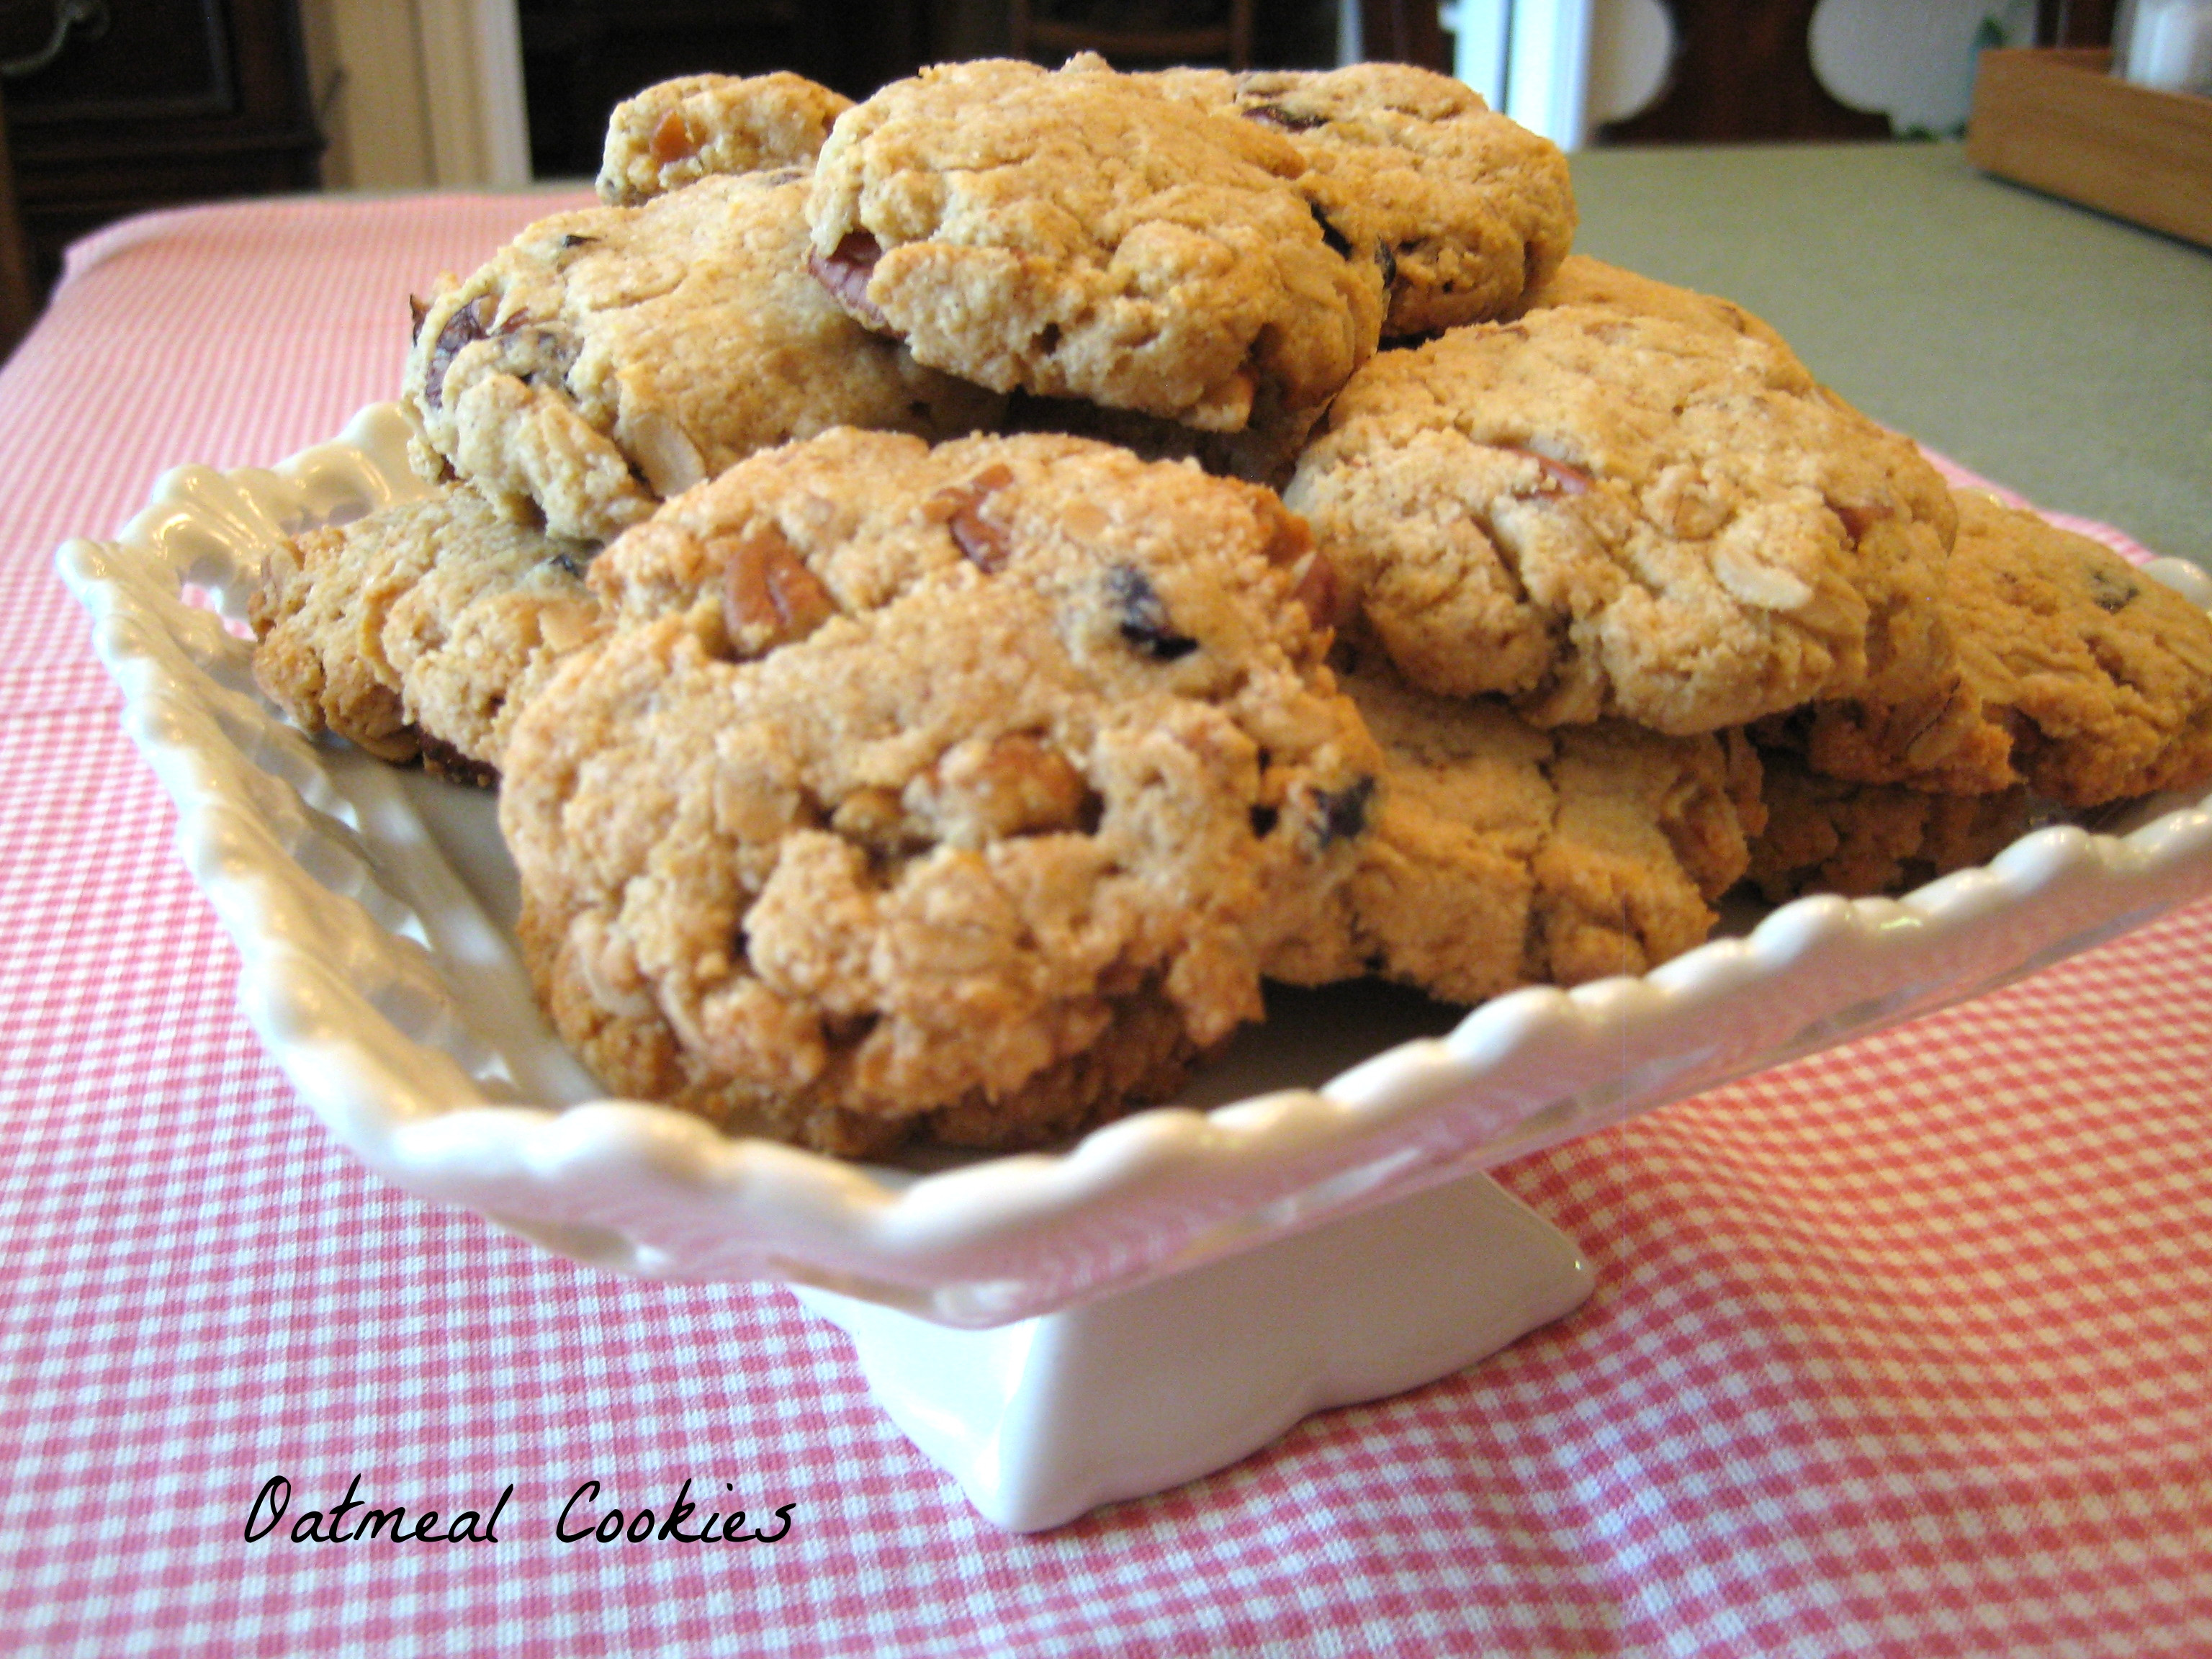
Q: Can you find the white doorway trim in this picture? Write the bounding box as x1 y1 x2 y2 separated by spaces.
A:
302 0 531 189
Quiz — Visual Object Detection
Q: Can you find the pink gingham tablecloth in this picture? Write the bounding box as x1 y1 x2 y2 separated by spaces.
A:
1 194 2208 1658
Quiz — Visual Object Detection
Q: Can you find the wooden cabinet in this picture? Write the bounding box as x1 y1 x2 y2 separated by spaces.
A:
1 0 322 297
516 0 927 178
1591 0 2119 145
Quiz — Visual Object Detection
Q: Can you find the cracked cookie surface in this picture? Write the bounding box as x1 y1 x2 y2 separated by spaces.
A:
1789 491 2212 807
1285 303 1957 735
499 430 1378 1157
804 56 1384 434
249 483 603 782
1148 60 1575 338
405 169 1002 542
1266 657 1761 1004
596 71 851 204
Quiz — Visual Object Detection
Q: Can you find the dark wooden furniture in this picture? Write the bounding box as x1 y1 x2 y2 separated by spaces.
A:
1597 0 2117 143
0 81 37 357
1 0 322 302
1010 0 1256 69
516 0 929 178
1006 0 1354 74
1596 0 1886 144
1359 0 1444 73
2038 0 2118 47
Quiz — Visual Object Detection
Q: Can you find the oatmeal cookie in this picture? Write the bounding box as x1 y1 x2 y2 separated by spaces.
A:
249 484 602 782
803 56 1384 434
1008 256 1778 493
500 430 1377 1157
596 71 851 205
1511 254 1791 353
1285 304 1957 735
1787 491 2212 807
1744 745 2033 902
1267 660 1762 1004
1149 60 1575 338
405 170 1002 542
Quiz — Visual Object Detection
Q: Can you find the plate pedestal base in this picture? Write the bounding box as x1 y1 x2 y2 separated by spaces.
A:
792 1169 1593 1531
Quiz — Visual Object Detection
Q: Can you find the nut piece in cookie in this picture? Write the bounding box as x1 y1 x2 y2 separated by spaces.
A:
596 71 852 205
804 56 1385 433
405 170 1003 542
1285 304 1957 735
500 431 1378 1158
249 484 603 783
1149 61 1577 338
1743 745 2032 902
1267 659 1763 1004
1787 490 2212 807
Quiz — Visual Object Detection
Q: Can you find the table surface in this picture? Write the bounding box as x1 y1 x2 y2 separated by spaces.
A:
2 147 2210 1658
1568 140 2212 572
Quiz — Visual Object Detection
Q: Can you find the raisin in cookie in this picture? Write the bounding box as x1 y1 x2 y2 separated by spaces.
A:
804 56 1383 435
250 484 602 782
1743 745 2032 902
1149 61 1575 338
500 430 1377 1157
1285 304 1957 735
405 169 1002 543
1786 491 2212 807
597 71 851 205
1267 660 1762 1004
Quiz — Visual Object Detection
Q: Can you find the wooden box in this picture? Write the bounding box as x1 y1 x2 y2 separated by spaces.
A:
1967 48 2212 248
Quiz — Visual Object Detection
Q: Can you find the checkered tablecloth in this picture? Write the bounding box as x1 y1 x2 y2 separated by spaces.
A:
1 194 2207 1658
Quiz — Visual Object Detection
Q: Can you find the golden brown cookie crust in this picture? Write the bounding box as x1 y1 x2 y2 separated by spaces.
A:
804 57 1385 432
249 484 600 780
1511 254 1791 353
381 516 605 778
1285 304 1957 736
1150 61 1577 338
1266 660 1761 1004
1745 745 2032 902
500 431 1380 1156
1797 491 2212 807
405 171 1002 542
596 71 852 205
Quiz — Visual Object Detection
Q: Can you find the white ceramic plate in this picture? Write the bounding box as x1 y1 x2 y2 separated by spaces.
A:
60 404 2212 1328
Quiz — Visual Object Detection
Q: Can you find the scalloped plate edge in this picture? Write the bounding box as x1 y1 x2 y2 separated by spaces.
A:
58 407 2212 1327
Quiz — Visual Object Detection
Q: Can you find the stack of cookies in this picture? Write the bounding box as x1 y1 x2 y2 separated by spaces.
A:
249 57 2212 1159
